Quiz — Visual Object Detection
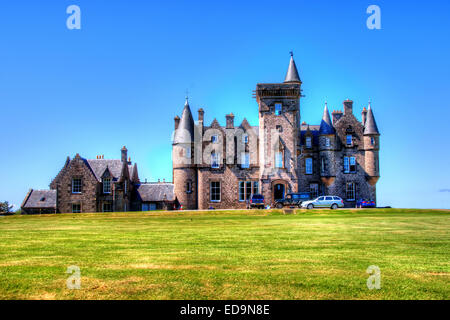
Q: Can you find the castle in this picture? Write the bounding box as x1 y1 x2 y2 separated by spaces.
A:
172 54 380 209
21 54 380 213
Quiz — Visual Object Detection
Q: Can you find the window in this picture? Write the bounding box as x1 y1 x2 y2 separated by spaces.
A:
253 181 259 195
371 137 375 146
72 178 82 193
72 204 81 213
325 196 333 201
276 125 283 132
210 181 221 202
333 196 342 201
305 158 313 174
318 196 325 201
103 178 111 194
346 182 356 201
321 157 327 174
239 181 259 201
344 156 356 173
211 135 219 143
186 181 192 194
275 152 283 168
124 180 127 193
239 181 245 201
243 135 248 144
306 137 312 148
275 103 282 115
346 135 353 146
310 183 319 198
241 152 250 168
186 147 191 158
246 181 252 200
103 202 112 212
325 138 330 147
211 152 219 168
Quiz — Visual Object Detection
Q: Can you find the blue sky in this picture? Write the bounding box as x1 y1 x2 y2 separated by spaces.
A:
1 0 449 209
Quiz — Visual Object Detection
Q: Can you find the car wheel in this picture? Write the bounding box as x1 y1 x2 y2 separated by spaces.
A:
331 204 338 210
276 203 283 209
307 204 314 210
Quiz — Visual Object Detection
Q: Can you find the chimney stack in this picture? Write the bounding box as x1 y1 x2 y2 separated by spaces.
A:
343 99 353 115
198 108 204 122
121 146 127 162
332 110 343 125
226 113 235 129
362 107 368 126
174 116 180 130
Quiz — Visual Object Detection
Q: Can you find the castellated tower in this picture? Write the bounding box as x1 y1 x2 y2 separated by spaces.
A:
318 102 337 194
363 102 380 193
172 98 197 209
256 53 301 203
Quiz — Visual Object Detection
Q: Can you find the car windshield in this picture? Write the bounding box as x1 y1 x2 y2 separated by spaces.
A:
252 194 263 199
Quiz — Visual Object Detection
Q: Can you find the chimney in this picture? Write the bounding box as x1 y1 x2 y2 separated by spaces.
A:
226 113 235 129
163 178 165 183
121 146 127 162
332 110 343 125
174 116 180 130
198 108 204 122
158 178 161 183
362 107 368 126
343 99 353 115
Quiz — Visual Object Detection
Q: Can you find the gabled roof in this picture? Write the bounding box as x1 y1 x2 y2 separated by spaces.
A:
173 98 195 144
22 189 57 209
136 183 175 202
364 104 380 135
85 159 135 182
319 102 335 135
284 53 301 83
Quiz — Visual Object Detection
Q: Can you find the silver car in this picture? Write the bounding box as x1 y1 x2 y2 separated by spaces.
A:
301 196 344 210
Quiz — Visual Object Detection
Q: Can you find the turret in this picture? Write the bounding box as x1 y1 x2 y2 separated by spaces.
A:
318 102 336 188
172 97 197 209
363 102 380 186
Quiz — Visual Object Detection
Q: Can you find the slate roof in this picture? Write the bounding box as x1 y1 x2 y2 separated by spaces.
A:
284 54 301 83
173 98 195 144
136 183 175 202
22 189 57 209
319 103 335 135
86 159 133 182
300 125 320 146
364 105 380 135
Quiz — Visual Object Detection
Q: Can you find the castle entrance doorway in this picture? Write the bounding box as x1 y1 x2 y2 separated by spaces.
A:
274 184 285 201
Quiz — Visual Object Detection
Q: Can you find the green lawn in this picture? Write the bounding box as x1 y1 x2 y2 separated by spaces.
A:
0 209 448 300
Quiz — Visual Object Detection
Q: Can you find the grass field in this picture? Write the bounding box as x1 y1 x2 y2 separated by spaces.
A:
0 209 448 300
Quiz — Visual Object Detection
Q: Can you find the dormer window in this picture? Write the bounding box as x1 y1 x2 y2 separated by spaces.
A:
211 135 219 144
242 135 248 144
325 138 331 147
275 103 282 116
306 137 312 148
103 178 111 194
211 152 219 168
72 178 82 194
346 135 353 146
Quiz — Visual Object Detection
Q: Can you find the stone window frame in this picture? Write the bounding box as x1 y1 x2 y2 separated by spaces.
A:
211 135 219 144
305 157 313 175
344 156 357 174
371 137 376 146
325 137 331 148
346 182 356 201
186 180 192 194
238 180 260 202
211 151 220 169
320 157 327 174
346 134 353 147
102 202 113 212
72 203 81 213
240 152 250 169
309 183 319 198
103 178 111 194
306 136 312 149
72 178 82 194
210 181 221 202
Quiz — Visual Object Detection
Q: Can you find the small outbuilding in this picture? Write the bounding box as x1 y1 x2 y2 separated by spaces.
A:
21 189 57 214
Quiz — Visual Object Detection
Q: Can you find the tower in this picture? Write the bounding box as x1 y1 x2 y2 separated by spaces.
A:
319 102 337 194
255 53 302 202
172 98 197 209
363 102 380 201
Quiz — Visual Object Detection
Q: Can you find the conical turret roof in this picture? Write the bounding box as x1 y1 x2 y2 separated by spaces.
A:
319 102 335 135
284 53 301 83
173 98 195 144
364 103 380 135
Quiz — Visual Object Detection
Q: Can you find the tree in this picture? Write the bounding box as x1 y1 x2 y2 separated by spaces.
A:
0 201 14 215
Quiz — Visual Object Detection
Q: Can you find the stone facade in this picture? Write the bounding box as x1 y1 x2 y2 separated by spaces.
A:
172 55 381 209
